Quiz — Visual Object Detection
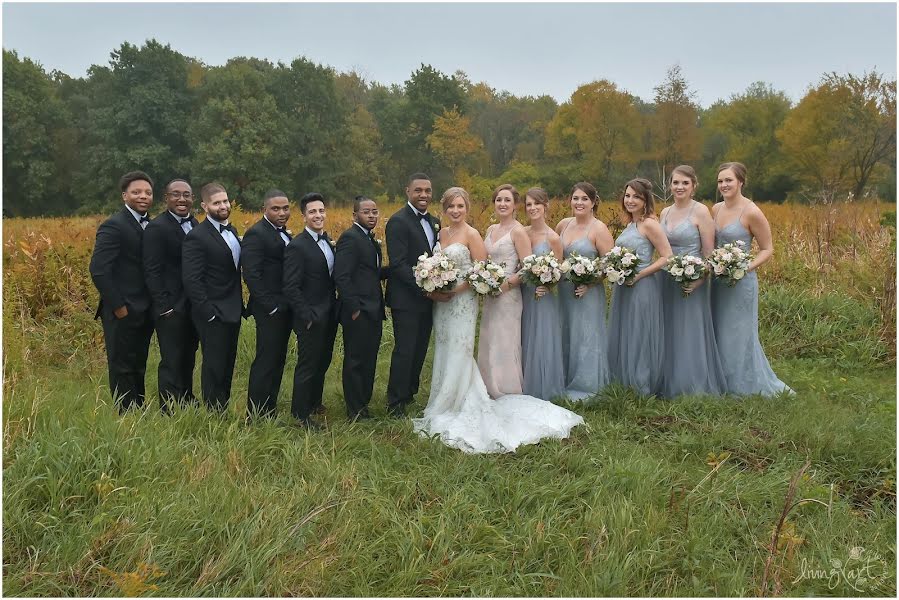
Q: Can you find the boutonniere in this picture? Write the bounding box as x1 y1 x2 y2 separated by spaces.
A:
329 239 337 249
285 229 293 236
433 222 440 233
238 236 243 242
376 238 383 246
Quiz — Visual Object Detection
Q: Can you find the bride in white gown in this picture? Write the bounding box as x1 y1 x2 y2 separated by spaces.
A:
411 187 584 454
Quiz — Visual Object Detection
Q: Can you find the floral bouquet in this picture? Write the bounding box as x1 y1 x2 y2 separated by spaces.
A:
563 252 602 297
707 240 753 286
664 254 708 296
599 246 639 286
414 252 460 293
519 252 565 299
466 259 507 297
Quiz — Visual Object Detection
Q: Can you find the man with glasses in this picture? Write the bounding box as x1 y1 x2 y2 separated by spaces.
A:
89 171 156 412
143 179 200 412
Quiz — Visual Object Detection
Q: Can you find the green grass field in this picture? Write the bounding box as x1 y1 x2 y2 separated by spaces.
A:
2 281 895 596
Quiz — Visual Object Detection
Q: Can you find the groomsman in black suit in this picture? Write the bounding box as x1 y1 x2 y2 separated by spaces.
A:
385 173 439 417
242 189 293 418
334 196 388 420
182 182 244 412
89 171 156 412
283 193 338 429
143 179 200 412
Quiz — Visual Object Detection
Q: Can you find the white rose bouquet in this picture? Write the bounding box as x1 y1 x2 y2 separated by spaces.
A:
563 252 602 296
519 252 564 299
413 252 459 293
466 259 507 296
598 245 639 286
707 240 754 286
663 254 708 296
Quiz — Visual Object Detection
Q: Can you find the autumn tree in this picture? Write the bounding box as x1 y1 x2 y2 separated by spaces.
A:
544 80 641 194
777 70 896 200
647 65 701 184
426 107 485 180
701 82 794 200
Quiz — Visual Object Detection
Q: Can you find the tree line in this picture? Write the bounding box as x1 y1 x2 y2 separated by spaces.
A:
3 40 896 217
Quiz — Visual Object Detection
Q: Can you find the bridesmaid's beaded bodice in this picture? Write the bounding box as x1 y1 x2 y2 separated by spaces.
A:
663 211 701 256
563 236 597 260
715 220 753 248
486 229 519 272
615 223 654 270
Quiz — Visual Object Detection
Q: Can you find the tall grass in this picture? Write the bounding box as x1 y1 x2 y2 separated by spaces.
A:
2 200 895 596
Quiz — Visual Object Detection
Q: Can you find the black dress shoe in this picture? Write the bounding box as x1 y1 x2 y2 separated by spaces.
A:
297 417 323 431
386 405 406 418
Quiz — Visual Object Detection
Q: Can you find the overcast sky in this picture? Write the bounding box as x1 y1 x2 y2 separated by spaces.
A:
3 2 896 107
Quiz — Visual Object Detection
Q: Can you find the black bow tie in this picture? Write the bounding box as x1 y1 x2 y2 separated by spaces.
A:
418 212 430 221
218 223 235 234
179 217 192 225
139 215 150 224
276 226 289 236
314 232 328 243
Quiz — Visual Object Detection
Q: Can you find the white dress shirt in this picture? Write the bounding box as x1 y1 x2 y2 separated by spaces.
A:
408 201 434 249
125 204 150 230
169 211 193 235
306 226 334 275
207 215 241 269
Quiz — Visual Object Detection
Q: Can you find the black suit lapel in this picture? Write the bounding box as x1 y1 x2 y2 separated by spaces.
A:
302 231 331 275
204 219 236 267
120 206 145 238
405 204 433 251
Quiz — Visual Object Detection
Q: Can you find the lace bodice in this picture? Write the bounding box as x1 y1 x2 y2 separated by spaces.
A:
440 242 473 273
615 223 654 270
485 229 519 272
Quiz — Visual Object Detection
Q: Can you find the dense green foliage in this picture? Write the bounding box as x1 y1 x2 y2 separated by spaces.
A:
3 42 896 216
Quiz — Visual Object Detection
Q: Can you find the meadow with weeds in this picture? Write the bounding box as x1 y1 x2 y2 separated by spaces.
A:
2 199 896 596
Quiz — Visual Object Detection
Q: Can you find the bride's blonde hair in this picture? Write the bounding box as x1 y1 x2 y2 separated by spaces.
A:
441 186 470 212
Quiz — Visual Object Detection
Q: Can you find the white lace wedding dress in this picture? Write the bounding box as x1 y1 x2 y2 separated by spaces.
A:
411 243 584 454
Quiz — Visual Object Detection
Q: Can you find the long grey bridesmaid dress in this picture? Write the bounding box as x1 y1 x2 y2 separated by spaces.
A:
558 235 611 401
660 203 727 397
521 239 566 401
711 213 793 396
606 222 664 396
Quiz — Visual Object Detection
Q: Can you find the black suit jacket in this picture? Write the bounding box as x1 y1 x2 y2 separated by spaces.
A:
334 224 387 321
182 218 245 323
242 217 291 316
385 204 438 312
283 230 337 327
89 206 152 318
143 211 198 317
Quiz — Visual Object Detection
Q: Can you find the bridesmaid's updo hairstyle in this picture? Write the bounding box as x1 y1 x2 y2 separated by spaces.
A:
492 183 520 205
571 181 599 214
620 178 656 223
717 161 747 186
671 164 699 188
525 187 550 207
441 186 470 212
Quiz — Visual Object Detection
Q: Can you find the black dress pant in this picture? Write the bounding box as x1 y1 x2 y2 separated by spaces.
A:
100 309 154 412
291 317 337 419
341 311 383 417
386 308 433 409
154 309 199 412
247 308 292 417
194 315 241 412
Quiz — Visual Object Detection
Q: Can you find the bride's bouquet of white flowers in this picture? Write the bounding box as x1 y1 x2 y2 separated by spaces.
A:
466 259 507 296
664 254 708 296
707 240 753 286
599 245 639 286
562 252 602 296
414 252 460 293
519 252 566 299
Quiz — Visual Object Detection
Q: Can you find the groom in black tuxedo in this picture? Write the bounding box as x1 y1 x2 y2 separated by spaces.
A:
89 171 156 412
182 182 244 412
242 189 293 418
283 193 338 429
143 178 200 412
385 173 439 417
334 196 388 420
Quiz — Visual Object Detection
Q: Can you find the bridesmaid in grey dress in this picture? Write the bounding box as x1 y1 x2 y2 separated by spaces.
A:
659 165 727 397
520 188 565 401
606 178 673 396
554 182 614 402
711 162 793 396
